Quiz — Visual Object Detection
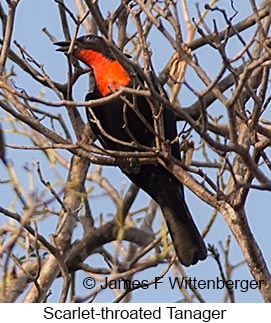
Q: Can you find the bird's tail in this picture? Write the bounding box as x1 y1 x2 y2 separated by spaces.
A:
159 189 207 266
126 166 207 266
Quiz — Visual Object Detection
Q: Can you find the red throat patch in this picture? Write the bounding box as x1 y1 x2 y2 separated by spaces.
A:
74 49 131 97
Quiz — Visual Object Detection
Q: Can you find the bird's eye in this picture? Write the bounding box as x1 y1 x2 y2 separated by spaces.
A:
85 35 93 42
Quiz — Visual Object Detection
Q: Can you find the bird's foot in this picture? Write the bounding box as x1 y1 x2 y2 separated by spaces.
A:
116 156 141 174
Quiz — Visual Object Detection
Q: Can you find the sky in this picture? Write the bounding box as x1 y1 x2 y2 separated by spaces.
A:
0 0 270 303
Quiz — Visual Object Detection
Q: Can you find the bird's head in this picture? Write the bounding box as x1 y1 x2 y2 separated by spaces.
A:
55 34 115 60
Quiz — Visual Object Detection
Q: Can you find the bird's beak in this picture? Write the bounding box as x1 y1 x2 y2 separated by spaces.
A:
54 40 72 53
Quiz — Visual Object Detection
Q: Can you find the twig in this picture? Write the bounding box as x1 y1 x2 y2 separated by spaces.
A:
0 0 18 74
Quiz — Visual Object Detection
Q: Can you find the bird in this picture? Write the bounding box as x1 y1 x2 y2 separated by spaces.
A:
55 34 207 266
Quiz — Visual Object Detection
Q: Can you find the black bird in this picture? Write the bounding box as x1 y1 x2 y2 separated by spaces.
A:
55 34 207 266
